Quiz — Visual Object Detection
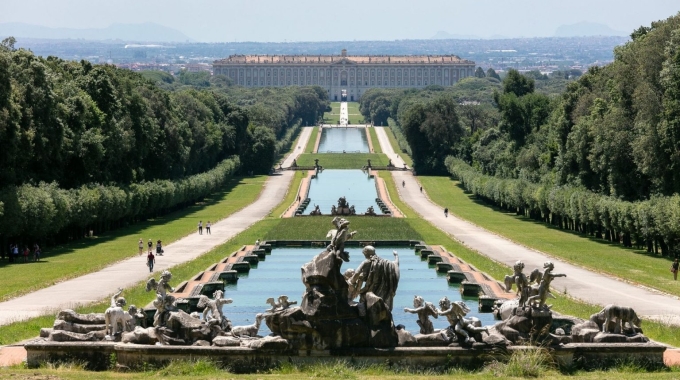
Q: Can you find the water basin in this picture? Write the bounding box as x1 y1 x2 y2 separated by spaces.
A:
307 170 382 215
317 127 369 153
221 246 495 336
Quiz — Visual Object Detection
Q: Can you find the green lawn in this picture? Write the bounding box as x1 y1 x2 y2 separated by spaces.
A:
323 102 341 124
304 126 318 153
383 127 413 166
368 127 383 154
296 153 390 169
264 216 421 241
3 361 679 379
270 171 306 217
0 176 267 302
419 176 680 298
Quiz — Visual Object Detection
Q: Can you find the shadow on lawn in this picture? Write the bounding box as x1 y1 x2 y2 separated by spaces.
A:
452 181 676 264
0 177 253 269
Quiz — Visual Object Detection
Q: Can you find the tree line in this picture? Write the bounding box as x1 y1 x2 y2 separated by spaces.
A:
0 38 328 250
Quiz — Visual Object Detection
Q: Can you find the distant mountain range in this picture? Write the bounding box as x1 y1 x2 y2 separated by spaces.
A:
0 22 193 42
554 22 627 37
432 22 627 40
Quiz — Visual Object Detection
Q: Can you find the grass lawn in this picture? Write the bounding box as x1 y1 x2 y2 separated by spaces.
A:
0 176 267 302
384 127 413 167
296 153 390 169
368 127 383 154
323 102 341 124
264 216 421 241
3 361 679 379
419 176 680 299
304 126 318 153
270 171 306 217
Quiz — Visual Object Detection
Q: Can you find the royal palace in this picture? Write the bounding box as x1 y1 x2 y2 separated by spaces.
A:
213 49 475 101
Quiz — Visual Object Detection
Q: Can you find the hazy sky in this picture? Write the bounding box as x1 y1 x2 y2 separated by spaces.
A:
3 0 679 42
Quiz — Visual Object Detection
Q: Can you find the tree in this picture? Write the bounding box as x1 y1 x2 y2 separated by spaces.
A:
474 67 486 78
501 69 535 97
486 68 501 80
400 96 464 174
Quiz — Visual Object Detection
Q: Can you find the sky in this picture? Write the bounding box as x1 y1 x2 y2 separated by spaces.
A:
3 0 679 42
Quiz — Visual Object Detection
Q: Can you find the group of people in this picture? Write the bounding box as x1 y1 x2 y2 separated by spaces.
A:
197 220 211 235
138 238 163 273
6 243 41 263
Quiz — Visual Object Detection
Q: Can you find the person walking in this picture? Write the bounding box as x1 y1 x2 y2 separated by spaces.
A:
147 239 153 254
156 240 163 256
147 251 155 273
23 246 30 263
33 243 41 262
420 186 423 193
138 239 144 256
198 220 203 235
444 207 449 218
206 221 211 235
402 180 405 188
672 258 679 281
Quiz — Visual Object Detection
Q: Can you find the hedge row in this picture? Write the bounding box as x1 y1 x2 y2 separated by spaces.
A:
0 156 240 240
387 118 412 156
275 119 302 159
446 157 680 255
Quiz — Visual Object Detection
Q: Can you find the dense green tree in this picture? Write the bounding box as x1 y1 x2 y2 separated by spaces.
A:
486 68 501 80
400 96 464 174
501 69 535 97
474 67 486 78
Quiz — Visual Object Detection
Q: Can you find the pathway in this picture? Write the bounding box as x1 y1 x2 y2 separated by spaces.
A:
339 102 348 126
0 127 313 327
373 127 680 325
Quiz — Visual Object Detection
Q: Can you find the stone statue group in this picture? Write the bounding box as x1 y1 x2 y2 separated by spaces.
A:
39 219 648 349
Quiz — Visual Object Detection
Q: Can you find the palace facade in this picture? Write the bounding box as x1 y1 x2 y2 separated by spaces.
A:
213 49 475 101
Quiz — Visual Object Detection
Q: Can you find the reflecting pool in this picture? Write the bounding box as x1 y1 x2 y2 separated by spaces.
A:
317 127 369 153
222 246 495 335
307 170 382 215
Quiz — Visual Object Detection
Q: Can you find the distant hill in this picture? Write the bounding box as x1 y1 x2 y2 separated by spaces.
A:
431 31 481 40
554 22 627 37
0 22 193 42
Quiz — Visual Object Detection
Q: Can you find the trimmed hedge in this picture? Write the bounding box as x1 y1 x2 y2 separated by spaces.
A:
446 157 680 256
0 156 240 241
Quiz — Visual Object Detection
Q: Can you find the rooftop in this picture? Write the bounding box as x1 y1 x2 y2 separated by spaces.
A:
214 50 473 65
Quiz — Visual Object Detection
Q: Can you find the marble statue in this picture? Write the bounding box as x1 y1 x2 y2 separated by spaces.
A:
310 204 322 216
404 295 438 334
527 262 566 309
343 268 360 302
326 217 357 261
437 296 488 344
104 288 131 338
266 295 298 312
127 305 146 329
146 270 177 327
350 247 400 311
231 313 265 337
592 305 642 334
197 290 233 327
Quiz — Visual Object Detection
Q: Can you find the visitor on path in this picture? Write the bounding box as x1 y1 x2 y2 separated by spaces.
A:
23 246 30 263
206 221 211 235
198 221 203 235
402 180 405 188
138 239 144 256
420 186 423 193
672 258 679 281
147 251 155 273
156 240 163 256
147 239 153 254
33 243 41 262
444 208 449 218
11 244 19 263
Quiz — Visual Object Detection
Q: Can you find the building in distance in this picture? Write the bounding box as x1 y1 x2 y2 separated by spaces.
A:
213 49 475 101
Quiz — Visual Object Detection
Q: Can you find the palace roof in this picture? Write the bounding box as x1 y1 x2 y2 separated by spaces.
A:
214 54 473 65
